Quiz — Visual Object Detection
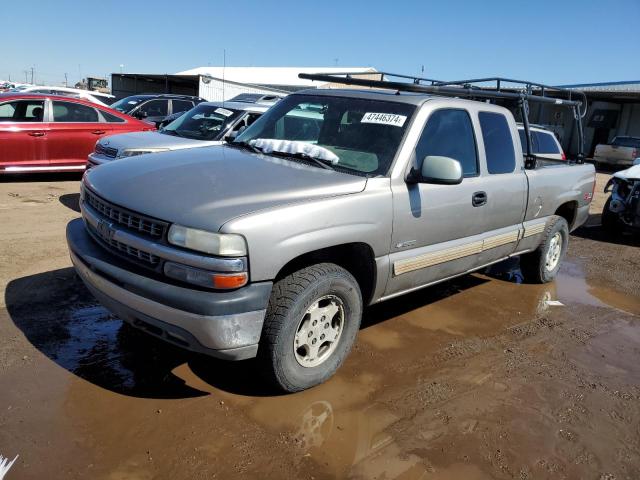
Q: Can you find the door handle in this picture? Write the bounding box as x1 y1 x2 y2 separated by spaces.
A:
91 130 106 135
472 191 487 207
28 131 45 137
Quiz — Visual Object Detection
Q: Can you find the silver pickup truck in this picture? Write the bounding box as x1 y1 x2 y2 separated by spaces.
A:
66 85 595 392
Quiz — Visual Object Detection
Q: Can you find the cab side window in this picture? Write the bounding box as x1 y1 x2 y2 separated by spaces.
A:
479 112 516 174
415 109 478 177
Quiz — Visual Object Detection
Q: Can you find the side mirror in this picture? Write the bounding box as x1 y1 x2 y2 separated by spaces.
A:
633 157 640 166
409 155 463 185
134 110 147 119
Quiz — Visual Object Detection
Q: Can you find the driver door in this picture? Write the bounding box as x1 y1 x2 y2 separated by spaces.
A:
385 107 487 296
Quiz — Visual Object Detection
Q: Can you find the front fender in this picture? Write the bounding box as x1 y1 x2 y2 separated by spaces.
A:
220 179 393 282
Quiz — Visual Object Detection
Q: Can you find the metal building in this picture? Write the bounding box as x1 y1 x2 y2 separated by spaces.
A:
111 67 378 102
529 81 640 157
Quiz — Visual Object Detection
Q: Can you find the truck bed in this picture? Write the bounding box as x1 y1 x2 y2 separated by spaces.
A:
524 161 595 229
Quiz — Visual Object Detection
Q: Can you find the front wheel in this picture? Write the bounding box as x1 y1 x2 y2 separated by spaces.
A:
258 263 362 392
520 216 569 284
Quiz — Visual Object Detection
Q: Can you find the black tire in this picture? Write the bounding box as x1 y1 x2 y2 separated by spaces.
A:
601 197 622 234
520 216 569 284
258 263 362 392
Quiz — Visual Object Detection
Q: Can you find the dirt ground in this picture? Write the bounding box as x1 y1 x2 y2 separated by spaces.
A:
1 172 639 480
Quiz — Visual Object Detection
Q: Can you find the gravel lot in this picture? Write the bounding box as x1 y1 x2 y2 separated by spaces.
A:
1 171 639 480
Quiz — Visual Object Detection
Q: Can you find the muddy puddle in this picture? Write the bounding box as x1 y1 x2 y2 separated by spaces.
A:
2 253 639 479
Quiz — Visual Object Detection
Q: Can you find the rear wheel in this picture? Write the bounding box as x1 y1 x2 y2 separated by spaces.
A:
258 263 362 392
520 216 568 284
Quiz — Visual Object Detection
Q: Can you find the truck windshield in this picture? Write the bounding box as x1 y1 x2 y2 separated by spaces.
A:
161 104 241 140
234 94 415 176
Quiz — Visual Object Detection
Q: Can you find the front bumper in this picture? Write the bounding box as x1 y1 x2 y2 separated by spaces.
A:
67 218 272 360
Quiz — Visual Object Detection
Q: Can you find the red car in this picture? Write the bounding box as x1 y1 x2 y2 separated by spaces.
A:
0 93 154 174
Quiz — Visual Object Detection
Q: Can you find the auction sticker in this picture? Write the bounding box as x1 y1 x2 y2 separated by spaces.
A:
215 107 234 117
361 112 407 127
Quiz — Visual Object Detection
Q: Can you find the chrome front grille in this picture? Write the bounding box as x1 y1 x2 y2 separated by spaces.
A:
86 221 160 266
84 188 167 239
95 143 118 158
105 234 159 265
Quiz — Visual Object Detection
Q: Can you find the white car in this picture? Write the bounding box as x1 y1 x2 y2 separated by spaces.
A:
7 85 114 107
517 125 566 161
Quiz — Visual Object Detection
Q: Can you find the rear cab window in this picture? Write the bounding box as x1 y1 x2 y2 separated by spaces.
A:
479 112 516 174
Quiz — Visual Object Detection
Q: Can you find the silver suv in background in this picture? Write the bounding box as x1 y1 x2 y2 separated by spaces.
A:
88 100 278 167
517 124 566 161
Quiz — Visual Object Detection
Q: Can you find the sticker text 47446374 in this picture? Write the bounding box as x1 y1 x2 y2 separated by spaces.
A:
361 112 407 127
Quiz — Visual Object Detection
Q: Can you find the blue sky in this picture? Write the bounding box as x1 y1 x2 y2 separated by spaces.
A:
2 0 638 86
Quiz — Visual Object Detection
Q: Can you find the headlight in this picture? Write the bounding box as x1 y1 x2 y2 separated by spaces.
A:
117 148 169 158
168 224 247 256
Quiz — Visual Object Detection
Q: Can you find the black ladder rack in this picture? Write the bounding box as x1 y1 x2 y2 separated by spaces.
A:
298 71 587 165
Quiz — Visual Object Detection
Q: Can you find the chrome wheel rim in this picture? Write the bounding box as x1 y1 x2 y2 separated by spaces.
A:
294 295 344 368
545 232 562 271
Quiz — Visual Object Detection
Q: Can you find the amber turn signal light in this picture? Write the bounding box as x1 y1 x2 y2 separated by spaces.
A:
212 272 248 289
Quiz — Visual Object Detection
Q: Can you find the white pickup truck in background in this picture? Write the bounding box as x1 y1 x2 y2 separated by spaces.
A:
594 136 640 167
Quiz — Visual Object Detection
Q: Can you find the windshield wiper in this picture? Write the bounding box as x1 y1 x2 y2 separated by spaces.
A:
228 141 262 154
271 151 336 171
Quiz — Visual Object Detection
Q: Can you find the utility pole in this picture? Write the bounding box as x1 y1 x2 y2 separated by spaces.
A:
23 70 28 83
30 67 34 85
64 73 68 87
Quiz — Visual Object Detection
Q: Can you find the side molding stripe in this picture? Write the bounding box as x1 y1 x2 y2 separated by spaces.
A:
393 221 547 277
523 222 546 237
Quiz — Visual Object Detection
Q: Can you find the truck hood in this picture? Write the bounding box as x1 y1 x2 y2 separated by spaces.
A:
84 145 367 232
100 131 221 154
